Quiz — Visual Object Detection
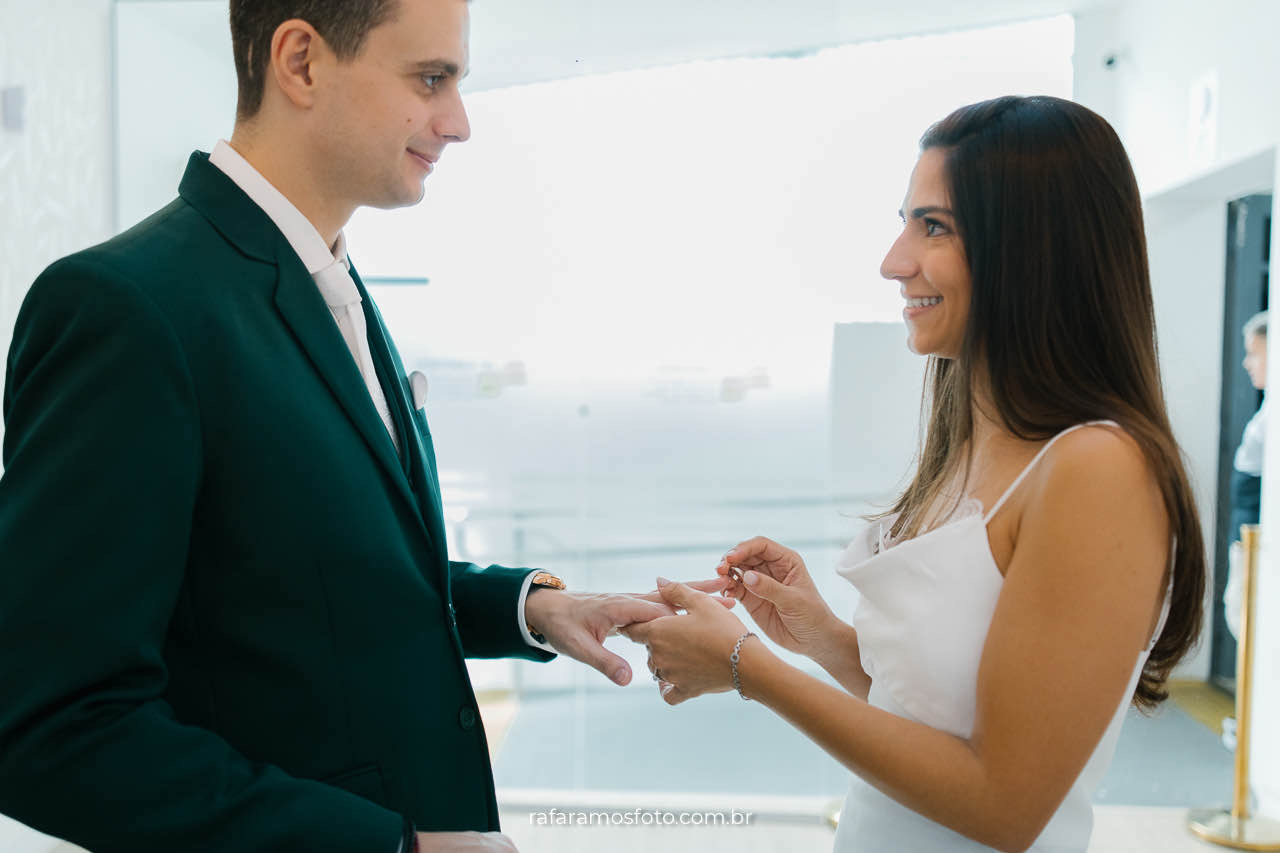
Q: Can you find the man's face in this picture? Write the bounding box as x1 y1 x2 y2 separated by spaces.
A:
313 0 471 211
1244 332 1267 391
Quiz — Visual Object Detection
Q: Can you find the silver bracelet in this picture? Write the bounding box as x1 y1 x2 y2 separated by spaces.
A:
730 632 757 700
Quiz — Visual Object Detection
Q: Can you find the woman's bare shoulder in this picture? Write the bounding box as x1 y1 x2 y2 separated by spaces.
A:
1042 422 1152 484
1023 422 1165 535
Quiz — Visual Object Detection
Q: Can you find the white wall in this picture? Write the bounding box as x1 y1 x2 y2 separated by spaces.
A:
113 1 235 236
1143 198 1226 682
1076 0 1280 193
1075 0 1280 817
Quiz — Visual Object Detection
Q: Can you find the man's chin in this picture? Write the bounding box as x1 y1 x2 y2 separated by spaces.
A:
398 178 428 207
363 183 427 211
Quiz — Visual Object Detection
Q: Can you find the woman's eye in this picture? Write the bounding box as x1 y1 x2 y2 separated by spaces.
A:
924 218 946 236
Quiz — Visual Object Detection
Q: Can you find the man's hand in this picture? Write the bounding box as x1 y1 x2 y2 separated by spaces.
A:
415 830 517 851
524 579 733 686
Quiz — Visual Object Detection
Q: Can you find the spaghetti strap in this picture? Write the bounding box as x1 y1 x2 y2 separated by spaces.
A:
983 419 1121 523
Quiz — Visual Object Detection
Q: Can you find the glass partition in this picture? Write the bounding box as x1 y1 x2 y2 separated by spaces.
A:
354 17 1074 799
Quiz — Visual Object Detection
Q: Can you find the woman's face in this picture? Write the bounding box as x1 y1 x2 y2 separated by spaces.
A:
1243 332 1267 390
880 147 971 360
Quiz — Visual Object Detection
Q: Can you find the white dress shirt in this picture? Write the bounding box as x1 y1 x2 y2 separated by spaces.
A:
1235 398 1267 476
209 141 399 454
207 140 553 655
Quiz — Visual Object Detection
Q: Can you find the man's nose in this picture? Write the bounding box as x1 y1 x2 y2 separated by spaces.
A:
440 88 471 144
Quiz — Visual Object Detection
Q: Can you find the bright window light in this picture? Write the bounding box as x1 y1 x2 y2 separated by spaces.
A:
350 15 1074 393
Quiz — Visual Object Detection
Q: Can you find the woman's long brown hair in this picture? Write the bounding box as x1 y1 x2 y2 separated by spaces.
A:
880 96 1205 710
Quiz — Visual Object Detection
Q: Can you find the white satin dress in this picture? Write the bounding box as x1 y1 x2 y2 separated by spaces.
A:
832 421 1171 852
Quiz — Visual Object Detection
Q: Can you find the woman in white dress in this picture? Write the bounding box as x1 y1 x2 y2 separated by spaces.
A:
624 96 1205 852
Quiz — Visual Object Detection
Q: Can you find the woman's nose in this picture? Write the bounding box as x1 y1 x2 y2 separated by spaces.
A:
880 231 916 281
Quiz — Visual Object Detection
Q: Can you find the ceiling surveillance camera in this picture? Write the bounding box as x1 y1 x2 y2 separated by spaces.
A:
1103 53 1119 70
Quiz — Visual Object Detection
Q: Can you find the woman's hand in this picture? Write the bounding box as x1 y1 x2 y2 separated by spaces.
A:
717 536 841 663
633 576 737 612
620 578 760 705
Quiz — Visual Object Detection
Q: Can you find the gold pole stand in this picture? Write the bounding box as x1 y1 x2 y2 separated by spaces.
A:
1188 524 1280 850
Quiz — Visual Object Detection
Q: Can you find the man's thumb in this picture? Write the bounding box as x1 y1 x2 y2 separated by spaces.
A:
579 635 633 685
597 649 633 686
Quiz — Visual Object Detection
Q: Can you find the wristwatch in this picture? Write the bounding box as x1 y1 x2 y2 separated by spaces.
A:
526 571 566 643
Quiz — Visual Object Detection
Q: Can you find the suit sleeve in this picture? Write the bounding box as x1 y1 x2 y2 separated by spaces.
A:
448 561 557 661
0 258 405 853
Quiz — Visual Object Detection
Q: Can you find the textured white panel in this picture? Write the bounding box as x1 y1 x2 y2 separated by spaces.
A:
0 0 114 468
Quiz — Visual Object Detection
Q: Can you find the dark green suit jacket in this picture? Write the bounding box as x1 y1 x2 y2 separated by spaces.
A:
0 152 554 852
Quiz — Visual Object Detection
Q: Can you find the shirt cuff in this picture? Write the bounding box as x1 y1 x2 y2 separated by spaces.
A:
517 570 559 654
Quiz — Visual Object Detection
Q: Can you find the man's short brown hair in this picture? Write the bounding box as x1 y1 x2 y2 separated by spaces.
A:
228 0 400 121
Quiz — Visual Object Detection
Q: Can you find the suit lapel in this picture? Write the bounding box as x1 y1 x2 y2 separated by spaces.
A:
178 152 434 553
348 264 450 566
271 251 422 512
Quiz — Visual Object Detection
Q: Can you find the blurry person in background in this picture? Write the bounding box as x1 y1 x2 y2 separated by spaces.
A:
1222 310 1266 752
1225 309 1266 640
1231 310 1268 543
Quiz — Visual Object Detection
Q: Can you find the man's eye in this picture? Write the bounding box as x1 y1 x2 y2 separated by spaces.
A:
421 74 444 89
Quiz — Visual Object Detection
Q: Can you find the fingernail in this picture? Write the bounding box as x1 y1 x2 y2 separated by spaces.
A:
725 549 738 557
614 667 630 685
656 576 671 586
743 571 759 586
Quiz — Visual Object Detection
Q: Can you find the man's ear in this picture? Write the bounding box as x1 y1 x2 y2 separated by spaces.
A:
267 18 325 110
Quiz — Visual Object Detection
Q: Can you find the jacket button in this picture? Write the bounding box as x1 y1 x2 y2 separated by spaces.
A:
459 707 477 730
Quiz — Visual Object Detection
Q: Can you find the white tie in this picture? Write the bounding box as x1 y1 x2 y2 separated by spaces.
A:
312 259 401 456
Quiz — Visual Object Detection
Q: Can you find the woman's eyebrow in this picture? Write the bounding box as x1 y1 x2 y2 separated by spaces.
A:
898 205 955 220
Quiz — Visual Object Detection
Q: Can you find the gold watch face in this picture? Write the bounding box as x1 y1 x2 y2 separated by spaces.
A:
531 572 566 590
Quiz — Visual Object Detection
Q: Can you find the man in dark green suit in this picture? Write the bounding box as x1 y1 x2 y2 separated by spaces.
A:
0 1 726 850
